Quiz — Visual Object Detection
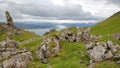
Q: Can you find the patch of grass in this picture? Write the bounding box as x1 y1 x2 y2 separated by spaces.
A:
39 41 89 68
94 61 120 68
10 30 40 42
19 38 42 51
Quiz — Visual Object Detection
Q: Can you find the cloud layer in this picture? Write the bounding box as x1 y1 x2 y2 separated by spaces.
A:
0 0 120 23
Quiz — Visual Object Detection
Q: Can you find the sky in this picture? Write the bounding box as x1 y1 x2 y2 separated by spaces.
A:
0 0 120 23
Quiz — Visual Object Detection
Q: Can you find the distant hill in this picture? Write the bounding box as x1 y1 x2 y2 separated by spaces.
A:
14 22 95 29
91 11 120 35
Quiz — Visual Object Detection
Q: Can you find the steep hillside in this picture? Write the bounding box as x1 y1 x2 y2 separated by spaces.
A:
0 23 40 41
91 11 120 35
0 22 43 68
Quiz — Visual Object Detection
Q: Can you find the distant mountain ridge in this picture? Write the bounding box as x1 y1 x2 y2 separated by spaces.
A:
14 22 95 29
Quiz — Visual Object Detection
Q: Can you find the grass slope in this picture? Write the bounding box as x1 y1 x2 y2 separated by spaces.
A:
91 11 120 35
37 42 89 68
0 23 40 42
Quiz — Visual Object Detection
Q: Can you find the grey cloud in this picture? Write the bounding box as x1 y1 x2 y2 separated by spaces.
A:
15 0 102 21
0 0 108 22
0 1 23 20
106 0 120 7
91 0 120 7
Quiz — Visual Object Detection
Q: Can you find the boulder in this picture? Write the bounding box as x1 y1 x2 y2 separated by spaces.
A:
36 37 60 63
0 38 18 48
87 45 106 61
5 11 14 26
86 41 120 62
107 41 120 53
86 42 94 50
2 52 32 68
104 50 113 59
0 38 32 68
113 32 120 40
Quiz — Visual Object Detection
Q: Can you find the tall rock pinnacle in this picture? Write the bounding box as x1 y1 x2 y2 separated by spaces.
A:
5 11 14 26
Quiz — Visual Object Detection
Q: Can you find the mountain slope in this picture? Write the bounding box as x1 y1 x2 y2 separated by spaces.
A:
91 11 120 35
0 23 40 41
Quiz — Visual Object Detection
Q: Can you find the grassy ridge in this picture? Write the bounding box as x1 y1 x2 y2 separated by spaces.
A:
91 11 120 35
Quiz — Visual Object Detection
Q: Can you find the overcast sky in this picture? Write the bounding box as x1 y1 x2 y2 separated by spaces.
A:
0 0 120 23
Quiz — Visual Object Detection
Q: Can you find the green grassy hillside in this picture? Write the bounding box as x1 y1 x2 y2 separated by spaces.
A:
91 11 120 35
1 10 120 68
0 23 40 42
0 23 43 68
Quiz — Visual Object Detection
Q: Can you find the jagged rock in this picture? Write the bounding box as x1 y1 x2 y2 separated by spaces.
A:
0 38 18 48
113 32 120 40
86 41 120 62
0 38 32 68
2 52 32 68
76 28 84 42
36 37 60 63
5 11 14 26
107 41 120 53
104 50 113 59
58 27 96 43
82 27 91 41
59 30 76 42
85 42 94 50
87 45 106 61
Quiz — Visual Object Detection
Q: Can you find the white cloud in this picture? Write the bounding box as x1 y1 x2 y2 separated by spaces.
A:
0 0 120 23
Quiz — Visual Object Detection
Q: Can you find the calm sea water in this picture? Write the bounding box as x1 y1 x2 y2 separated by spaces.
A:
24 25 66 36
25 28 51 36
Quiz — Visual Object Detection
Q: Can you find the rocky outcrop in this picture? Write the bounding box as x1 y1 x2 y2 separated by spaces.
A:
59 30 76 42
86 41 120 62
36 37 60 63
0 38 32 68
113 32 120 40
0 23 21 36
5 11 14 26
58 27 101 43
39 27 102 64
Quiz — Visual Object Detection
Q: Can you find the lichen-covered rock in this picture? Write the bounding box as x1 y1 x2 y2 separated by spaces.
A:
107 41 120 53
87 45 106 61
104 50 113 59
0 38 32 68
36 37 60 63
59 30 76 42
58 27 95 43
5 11 14 26
113 32 120 40
0 38 18 48
2 52 32 68
86 42 95 50
86 41 120 62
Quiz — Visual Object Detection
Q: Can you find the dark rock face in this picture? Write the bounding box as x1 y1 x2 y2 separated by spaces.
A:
86 41 120 62
36 37 60 63
5 11 14 26
0 38 32 68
